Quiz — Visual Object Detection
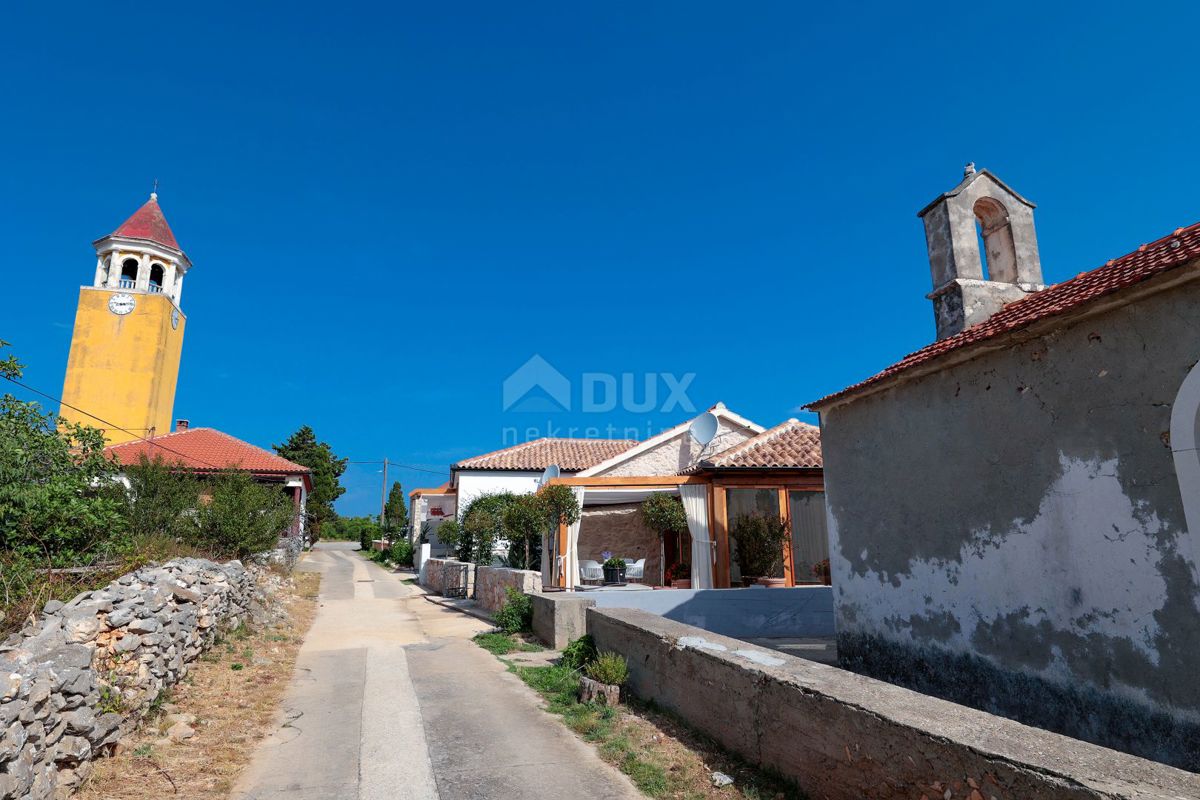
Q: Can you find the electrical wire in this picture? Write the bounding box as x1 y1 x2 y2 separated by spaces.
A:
3 374 451 477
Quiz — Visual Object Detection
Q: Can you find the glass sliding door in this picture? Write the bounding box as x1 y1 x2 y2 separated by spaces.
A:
788 491 830 584
725 488 781 585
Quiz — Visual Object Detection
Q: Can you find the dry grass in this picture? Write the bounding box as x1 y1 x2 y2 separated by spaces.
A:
77 570 321 800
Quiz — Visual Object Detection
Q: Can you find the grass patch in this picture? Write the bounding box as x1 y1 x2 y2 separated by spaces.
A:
483 653 804 799
473 632 544 656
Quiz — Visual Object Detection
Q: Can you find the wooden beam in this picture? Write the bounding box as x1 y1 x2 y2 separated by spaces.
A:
556 520 568 589
713 486 730 589
779 487 795 587
549 475 711 487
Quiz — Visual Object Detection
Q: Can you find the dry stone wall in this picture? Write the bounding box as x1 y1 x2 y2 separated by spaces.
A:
420 558 473 597
0 558 256 799
475 566 540 613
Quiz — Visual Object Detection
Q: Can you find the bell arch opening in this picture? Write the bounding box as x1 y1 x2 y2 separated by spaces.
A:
973 197 1018 284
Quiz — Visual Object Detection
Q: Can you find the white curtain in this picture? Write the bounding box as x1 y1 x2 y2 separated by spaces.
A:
680 484 714 589
564 487 586 590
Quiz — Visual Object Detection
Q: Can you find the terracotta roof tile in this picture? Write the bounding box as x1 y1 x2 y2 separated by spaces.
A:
702 419 822 469
811 219 1200 407
106 428 309 475
109 195 180 250
454 438 638 472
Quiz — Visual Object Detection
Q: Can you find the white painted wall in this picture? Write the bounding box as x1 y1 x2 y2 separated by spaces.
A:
454 470 543 517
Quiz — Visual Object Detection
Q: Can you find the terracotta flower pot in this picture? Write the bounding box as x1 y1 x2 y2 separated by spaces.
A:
755 577 787 589
671 578 692 589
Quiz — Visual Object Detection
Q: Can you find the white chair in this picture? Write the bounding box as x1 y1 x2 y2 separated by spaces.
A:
579 560 604 584
625 558 646 581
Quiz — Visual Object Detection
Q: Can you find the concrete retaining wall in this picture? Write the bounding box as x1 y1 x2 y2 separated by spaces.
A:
475 566 541 613
0 558 256 799
420 558 474 597
588 607 1200 800
531 586 833 648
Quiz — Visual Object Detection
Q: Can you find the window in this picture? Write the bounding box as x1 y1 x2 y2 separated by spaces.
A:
149 263 165 293
788 491 830 585
120 258 139 288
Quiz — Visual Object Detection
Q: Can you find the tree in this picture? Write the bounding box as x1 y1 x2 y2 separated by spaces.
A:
382 481 408 542
272 426 346 539
123 455 202 542
639 492 687 537
195 470 297 559
460 492 519 564
501 494 544 570
0 342 126 564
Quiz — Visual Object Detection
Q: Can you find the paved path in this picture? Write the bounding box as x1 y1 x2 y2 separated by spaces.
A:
232 542 639 800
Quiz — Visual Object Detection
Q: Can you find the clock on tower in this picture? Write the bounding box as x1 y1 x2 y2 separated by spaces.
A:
59 193 191 444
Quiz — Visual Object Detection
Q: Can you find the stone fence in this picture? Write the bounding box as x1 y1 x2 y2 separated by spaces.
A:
420 558 473 597
588 607 1200 800
0 558 256 799
474 566 541 613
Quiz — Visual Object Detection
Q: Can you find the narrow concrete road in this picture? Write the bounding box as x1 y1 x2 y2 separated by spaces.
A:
232 542 640 800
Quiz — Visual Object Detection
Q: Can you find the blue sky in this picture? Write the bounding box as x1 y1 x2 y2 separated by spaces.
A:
4 2 1199 515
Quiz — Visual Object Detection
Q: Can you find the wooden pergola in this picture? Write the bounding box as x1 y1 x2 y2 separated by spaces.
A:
545 470 823 589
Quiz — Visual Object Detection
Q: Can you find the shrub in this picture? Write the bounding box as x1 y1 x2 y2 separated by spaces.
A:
460 493 517 563
639 492 687 537
493 586 533 634
561 634 598 671
195 470 296 559
585 651 629 686
390 537 414 566
730 512 790 578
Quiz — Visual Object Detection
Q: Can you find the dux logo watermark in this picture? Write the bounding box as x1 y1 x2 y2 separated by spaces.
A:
501 354 697 444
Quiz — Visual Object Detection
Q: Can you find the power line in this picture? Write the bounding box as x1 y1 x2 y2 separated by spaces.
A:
346 459 449 476
2 374 229 471
3 374 451 477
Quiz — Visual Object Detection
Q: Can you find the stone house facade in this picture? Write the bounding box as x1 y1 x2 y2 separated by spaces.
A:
810 167 1200 770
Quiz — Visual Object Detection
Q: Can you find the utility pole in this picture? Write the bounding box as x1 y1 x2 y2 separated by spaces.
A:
380 457 389 532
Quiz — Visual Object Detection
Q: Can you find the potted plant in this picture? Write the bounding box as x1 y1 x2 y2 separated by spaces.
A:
813 558 832 586
601 551 626 584
579 650 629 705
730 512 790 588
670 558 692 589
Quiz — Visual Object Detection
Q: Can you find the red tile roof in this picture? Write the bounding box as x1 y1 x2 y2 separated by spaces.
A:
454 438 639 472
700 419 822 470
410 482 454 498
106 428 309 476
109 194 180 250
811 219 1200 408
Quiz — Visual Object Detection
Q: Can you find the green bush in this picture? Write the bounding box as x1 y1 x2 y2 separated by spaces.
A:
561 634 598 671
493 586 533 634
584 651 629 686
390 537 414 566
195 470 297 559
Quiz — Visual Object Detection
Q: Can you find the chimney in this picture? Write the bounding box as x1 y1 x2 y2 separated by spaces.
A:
175 419 189 432
918 165 1046 339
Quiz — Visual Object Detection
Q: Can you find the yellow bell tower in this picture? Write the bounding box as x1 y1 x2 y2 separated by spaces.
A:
60 193 191 444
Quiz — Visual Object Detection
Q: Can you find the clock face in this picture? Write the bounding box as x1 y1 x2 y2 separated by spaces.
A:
171 309 180 330
108 293 136 316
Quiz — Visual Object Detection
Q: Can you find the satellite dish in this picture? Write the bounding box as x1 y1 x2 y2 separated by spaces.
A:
688 412 718 446
539 464 561 486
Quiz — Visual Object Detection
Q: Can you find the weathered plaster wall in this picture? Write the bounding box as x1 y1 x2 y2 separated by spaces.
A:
475 566 541 613
820 279 1200 769
588 607 1200 799
593 421 756 477
579 504 661 585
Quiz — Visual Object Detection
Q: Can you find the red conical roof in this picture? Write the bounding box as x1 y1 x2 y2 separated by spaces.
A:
111 194 179 250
